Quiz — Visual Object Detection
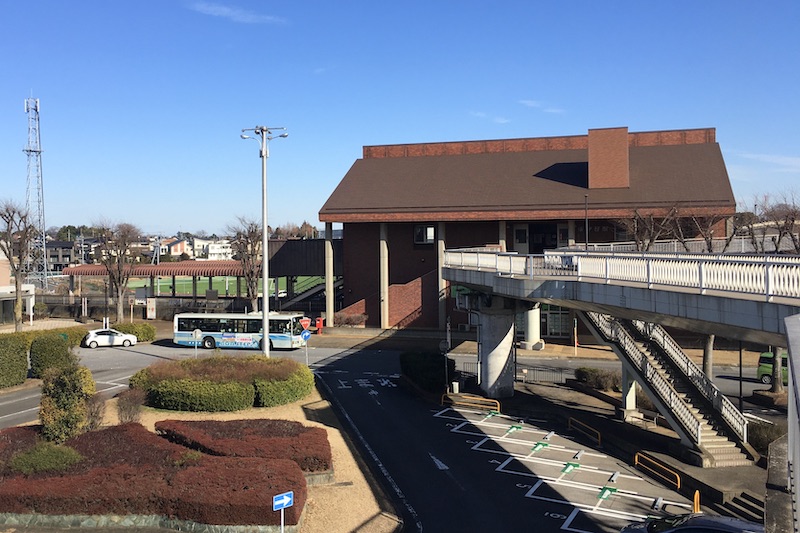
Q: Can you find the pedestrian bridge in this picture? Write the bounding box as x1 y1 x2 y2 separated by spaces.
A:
444 249 800 346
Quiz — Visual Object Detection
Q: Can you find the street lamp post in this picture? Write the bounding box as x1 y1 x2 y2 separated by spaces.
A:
241 125 288 358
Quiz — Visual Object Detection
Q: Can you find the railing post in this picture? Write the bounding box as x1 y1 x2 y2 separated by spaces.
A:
765 257 773 301
698 260 705 294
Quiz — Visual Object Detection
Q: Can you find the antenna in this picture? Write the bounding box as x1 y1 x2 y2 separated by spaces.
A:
23 96 49 289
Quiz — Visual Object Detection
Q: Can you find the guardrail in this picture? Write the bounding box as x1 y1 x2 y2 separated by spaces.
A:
443 249 800 301
631 320 747 443
441 393 501 412
634 452 681 490
567 417 602 447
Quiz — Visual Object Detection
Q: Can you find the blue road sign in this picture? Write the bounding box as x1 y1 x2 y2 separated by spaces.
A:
273 490 294 511
300 329 312 342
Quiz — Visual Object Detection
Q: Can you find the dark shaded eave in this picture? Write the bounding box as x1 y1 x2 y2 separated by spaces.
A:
319 143 735 223
62 261 247 278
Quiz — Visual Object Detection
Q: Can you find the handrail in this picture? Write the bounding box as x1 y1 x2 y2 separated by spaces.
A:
630 320 748 442
443 249 800 300
586 312 702 445
634 452 681 490
441 393 501 413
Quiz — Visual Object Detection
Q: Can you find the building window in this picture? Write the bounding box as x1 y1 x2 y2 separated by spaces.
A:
414 224 435 244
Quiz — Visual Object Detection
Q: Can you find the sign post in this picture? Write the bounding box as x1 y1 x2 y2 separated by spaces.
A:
273 490 294 532
300 317 312 366
192 329 202 358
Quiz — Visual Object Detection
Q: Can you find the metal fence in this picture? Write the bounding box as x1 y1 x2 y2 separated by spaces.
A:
454 360 566 385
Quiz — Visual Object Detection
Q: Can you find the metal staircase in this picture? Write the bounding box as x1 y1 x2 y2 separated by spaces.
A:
580 311 757 467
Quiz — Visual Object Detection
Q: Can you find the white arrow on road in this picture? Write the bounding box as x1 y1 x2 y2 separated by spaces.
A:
429 452 449 470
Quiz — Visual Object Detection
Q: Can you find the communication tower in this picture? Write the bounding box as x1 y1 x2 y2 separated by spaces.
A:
24 97 49 289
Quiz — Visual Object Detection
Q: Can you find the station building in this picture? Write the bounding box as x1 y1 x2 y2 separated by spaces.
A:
319 126 736 343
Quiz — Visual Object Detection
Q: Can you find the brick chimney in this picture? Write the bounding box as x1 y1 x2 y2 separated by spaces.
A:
588 127 630 189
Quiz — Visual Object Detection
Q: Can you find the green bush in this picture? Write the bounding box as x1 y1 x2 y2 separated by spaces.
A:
33 301 49 319
114 322 156 342
400 351 455 393
29 333 78 379
254 365 315 407
149 379 255 412
9 441 83 475
39 364 97 443
748 421 788 455
85 393 106 431
0 335 29 389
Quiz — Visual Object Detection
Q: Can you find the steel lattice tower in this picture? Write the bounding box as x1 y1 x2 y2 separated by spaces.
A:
24 97 48 289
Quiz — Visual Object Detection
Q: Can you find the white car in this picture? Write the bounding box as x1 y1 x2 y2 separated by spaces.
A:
83 328 137 349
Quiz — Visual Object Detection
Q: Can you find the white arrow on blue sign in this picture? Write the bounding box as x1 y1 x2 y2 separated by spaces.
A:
301 329 312 342
273 490 294 511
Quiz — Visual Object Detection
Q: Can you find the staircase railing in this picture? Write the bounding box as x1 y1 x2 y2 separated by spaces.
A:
630 320 748 442
586 312 702 445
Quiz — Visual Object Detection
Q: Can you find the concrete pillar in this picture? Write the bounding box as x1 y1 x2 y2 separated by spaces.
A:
498 221 507 252
379 223 390 329
478 298 516 399
437 222 447 330
520 305 545 350
620 366 639 421
325 222 335 327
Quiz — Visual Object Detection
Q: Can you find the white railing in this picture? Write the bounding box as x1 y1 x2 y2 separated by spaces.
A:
443 249 800 301
631 320 747 442
586 312 702 445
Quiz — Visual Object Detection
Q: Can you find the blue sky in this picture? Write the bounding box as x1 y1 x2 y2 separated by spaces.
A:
1 1 798 237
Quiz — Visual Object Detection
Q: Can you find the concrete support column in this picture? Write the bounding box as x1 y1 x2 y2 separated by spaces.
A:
520 305 544 350
437 222 447 330
498 221 507 252
379 223 390 329
148 275 155 297
325 222 335 327
620 366 639 421
478 298 516 399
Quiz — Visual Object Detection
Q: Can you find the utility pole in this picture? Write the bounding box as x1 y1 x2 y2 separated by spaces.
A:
24 97 48 289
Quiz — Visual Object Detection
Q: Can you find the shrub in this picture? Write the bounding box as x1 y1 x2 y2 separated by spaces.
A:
0 335 29 389
29 332 78 379
9 441 83 475
399 351 455 393
333 312 368 327
574 367 621 391
39 364 96 443
117 388 147 424
114 322 156 342
254 365 315 407
748 420 788 455
85 393 106 431
33 301 49 319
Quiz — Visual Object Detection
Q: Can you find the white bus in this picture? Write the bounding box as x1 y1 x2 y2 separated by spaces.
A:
173 312 306 350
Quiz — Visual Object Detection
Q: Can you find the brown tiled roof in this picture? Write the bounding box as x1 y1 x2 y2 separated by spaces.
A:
62 261 245 277
319 131 735 223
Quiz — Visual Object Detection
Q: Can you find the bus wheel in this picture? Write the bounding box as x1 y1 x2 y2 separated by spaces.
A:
202 337 216 349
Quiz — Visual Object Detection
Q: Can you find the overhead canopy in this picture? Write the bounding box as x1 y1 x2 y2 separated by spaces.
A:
62 261 246 278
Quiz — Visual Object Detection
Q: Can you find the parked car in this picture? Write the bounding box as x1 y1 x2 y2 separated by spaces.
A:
83 328 137 349
757 351 788 385
620 513 764 532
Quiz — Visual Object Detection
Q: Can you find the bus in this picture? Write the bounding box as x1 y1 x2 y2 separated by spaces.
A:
173 312 307 350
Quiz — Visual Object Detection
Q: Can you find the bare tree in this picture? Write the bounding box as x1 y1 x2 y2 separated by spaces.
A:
0 201 36 332
95 221 143 323
614 207 680 251
228 216 265 313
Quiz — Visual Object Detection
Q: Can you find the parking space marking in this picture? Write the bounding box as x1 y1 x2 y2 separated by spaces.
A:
433 406 693 531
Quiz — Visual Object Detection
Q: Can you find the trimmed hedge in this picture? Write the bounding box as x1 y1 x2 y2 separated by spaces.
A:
254 365 314 407
400 350 455 393
114 322 156 342
29 333 77 379
130 356 314 412
0 326 87 352
0 335 28 389
149 379 256 412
